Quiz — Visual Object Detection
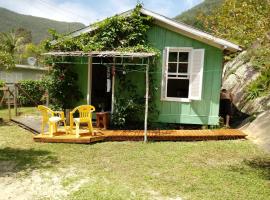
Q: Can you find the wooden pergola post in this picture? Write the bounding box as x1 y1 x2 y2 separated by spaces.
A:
111 58 116 114
144 60 149 143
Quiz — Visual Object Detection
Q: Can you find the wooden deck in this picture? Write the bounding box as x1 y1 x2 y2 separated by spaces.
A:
102 129 246 141
33 128 246 144
12 115 246 144
34 132 105 144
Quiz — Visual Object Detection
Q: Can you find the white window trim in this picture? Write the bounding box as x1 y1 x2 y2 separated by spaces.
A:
161 47 193 102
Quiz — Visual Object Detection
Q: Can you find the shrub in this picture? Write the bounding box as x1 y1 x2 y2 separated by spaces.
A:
0 80 5 99
43 65 83 110
17 80 46 106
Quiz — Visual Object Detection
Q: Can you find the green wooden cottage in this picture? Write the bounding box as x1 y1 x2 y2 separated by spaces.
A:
45 7 241 127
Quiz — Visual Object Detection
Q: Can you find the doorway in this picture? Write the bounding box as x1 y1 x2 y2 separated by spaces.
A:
91 63 112 112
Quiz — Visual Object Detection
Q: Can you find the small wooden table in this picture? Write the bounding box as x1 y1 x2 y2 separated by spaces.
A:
96 112 110 129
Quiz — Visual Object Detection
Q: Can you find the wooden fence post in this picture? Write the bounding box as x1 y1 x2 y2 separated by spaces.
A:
14 85 18 116
8 90 11 120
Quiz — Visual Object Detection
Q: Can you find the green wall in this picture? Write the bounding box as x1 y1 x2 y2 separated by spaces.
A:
70 57 88 106
146 24 223 125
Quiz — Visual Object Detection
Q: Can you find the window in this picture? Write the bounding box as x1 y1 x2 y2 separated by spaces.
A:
161 47 205 102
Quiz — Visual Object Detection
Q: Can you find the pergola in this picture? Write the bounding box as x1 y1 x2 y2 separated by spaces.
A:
42 50 156 142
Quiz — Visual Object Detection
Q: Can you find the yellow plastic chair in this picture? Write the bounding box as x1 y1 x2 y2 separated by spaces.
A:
70 105 95 138
37 105 67 137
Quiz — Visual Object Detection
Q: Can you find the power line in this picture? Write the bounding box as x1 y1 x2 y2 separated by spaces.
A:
37 0 90 23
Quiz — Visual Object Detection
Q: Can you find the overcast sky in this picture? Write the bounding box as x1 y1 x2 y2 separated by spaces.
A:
0 0 203 25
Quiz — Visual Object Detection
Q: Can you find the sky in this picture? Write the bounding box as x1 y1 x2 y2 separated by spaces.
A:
0 0 203 25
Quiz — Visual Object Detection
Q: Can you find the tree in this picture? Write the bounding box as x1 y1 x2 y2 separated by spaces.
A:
199 0 270 48
0 51 15 70
15 28 32 44
0 30 27 69
22 43 44 66
0 31 25 55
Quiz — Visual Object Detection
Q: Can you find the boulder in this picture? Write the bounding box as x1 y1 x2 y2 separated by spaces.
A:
222 51 270 115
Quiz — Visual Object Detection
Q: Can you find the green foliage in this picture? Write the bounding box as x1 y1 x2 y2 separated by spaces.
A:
191 0 270 99
45 4 154 53
112 98 145 128
198 0 270 48
112 59 159 129
246 69 270 100
17 80 46 106
44 64 83 109
0 51 15 70
0 80 5 98
0 31 26 55
174 0 224 29
0 30 27 68
15 28 32 44
0 80 4 87
245 33 270 100
44 4 159 125
22 43 45 66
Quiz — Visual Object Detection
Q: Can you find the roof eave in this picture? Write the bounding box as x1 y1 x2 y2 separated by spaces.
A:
140 8 241 52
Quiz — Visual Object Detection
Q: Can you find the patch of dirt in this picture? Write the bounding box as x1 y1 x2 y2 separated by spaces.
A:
0 167 90 200
0 161 17 176
146 190 183 200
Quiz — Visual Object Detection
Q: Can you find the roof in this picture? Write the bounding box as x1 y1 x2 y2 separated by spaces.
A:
42 51 156 58
67 7 241 52
15 64 48 71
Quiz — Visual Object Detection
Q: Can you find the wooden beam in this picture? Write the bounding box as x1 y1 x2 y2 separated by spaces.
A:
87 57 93 104
144 62 149 143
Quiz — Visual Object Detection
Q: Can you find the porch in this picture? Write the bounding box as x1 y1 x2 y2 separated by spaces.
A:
12 115 246 144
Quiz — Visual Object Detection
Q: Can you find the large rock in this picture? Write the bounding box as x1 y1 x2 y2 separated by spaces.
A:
222 51 270 115
241 110 270 153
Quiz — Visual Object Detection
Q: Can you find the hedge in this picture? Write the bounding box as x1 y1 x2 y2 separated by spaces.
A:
17 80 46 106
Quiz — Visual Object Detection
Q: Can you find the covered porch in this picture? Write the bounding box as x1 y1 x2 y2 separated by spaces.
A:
42 50 155 142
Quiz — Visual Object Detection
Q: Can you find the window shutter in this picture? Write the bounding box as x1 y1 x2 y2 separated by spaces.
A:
189 49 205 100
161 48 168 99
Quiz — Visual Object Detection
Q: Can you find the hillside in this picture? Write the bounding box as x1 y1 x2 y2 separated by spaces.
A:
174 0 224 28
0 7 85 43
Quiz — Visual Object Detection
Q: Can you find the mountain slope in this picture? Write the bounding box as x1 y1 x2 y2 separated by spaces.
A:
0 7 85 43
174 0 224 28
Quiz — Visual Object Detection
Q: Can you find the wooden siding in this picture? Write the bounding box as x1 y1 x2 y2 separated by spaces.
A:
146 24 223 125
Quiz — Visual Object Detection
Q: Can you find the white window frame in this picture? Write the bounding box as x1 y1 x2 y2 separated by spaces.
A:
162 47 193 102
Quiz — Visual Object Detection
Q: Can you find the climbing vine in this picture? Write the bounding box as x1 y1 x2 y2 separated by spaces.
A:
44 4 155 53
111 57 160 129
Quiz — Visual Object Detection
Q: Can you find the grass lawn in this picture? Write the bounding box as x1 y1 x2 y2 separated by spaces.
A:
0 112 269 199
0 106 38 120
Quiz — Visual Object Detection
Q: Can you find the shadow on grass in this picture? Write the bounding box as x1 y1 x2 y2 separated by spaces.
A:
0 147 59 177
0 120 13 127
228 156 270 181
244 156 270 180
